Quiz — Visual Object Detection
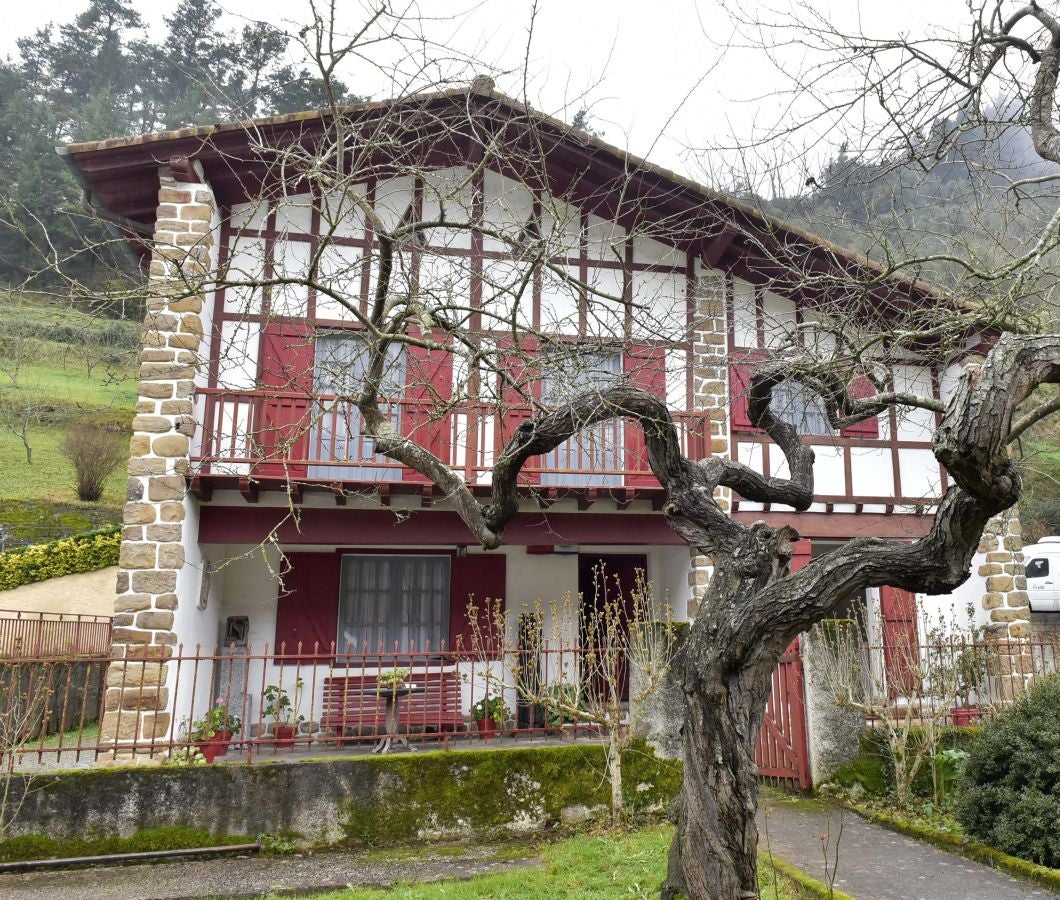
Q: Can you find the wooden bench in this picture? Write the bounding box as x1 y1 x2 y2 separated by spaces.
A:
321 670 466 738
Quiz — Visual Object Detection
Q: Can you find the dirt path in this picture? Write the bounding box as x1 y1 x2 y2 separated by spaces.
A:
759 798 1058 899
0 844 540 899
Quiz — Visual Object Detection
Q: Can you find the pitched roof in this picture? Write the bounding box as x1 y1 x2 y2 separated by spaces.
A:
59 81 947 304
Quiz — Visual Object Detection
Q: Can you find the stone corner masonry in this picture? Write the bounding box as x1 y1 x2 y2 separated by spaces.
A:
104 166 216 753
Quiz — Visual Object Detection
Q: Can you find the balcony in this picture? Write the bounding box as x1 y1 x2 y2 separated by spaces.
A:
190 388 709 500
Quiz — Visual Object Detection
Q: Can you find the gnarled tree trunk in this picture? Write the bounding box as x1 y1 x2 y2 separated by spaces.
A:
660 529 800 900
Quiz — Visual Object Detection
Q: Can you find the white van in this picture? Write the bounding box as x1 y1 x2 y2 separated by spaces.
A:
1023 537 1060 613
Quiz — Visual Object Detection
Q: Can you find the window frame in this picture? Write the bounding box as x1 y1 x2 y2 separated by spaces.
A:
1026 557 1050 579
336 553 452 656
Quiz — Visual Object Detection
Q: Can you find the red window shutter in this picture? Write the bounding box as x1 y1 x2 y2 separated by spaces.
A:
259 323 316 391
402 333 453 482
880 585 920 696
257 323 315 478
497 338 540 484
448 553 507 656
729 350 765 432
789 538 812 572
624 344 667 486
274 551 340 660
840 374 880 438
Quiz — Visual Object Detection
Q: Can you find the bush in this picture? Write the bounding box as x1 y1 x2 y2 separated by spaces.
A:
955 674 1060 867
0 527 120 591
59 424 127 502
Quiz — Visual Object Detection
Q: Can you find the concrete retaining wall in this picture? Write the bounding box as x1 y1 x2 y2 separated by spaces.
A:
1 745 680 854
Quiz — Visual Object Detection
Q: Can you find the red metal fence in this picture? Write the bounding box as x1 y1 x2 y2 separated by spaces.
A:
7 634 1052 775
3 642 652 767
2 637 816 785
0 609 112 658
856 633 1060 728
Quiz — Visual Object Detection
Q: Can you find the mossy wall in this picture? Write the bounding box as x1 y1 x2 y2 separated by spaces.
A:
824 727 982 799
0 744 681 860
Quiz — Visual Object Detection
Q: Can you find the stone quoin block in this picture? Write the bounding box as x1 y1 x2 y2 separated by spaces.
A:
121 502 155 523
130 569 178 594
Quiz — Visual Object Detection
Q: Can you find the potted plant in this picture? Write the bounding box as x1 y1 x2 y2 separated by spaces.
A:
470 694 509 740
376 667 412 695
951 642 989 726
263 679 305 748
187 697 242 763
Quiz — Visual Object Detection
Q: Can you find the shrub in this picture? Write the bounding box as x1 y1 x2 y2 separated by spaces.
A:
0 527 120 591
59 424 127 502
955 674 1060 867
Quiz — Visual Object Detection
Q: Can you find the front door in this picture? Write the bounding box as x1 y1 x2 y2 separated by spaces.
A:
577 553 648 702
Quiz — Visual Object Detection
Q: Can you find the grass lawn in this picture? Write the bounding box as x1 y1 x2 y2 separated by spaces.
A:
0 426 127 508
8 360 137 411
295 826 822 899
26 721 100 750
0 293 136 541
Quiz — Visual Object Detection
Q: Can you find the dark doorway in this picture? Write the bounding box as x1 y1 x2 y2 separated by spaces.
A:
577 553 648 701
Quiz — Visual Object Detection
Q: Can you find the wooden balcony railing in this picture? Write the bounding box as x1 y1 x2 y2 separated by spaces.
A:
191 388 709 486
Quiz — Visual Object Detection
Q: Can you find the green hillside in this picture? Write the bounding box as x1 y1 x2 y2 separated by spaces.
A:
0 293 137 547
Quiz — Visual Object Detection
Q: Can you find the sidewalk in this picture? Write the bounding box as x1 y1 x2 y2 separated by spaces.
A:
759 797 1057 899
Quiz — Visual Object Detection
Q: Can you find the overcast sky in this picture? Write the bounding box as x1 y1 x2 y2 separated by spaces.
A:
3 1 977 187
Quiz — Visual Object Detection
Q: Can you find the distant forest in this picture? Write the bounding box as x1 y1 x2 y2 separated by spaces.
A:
0 0 359 289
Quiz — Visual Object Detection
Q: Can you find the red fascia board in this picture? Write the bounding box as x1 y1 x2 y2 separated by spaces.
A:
198 505 686 546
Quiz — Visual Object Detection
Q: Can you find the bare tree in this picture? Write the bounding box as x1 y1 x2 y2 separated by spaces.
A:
60 424 127 502
806 610 984 809
35 3 1060 898
0 662 55 836
0 383 48 465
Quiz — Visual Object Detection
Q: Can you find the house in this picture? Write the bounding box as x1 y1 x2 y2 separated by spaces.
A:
59 80 1032 755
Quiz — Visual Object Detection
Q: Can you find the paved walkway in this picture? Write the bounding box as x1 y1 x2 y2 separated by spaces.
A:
759 799 1057 899
0 845 539 899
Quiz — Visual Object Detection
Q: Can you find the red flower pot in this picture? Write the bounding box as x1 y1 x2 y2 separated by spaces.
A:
475 718 496 741
273 724 297 748
194 729 233 765
950 706 983 727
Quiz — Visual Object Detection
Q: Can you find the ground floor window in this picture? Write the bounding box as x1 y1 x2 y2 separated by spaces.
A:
338 554 450 653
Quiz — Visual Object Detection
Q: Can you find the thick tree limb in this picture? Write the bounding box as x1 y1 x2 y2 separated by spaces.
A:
729 333 1060 664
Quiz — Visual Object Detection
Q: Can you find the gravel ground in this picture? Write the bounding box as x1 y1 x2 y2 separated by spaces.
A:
0 845 540 899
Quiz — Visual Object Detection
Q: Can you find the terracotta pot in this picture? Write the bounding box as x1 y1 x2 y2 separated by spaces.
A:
475 717 496 740
194 729 234 764
273 724 297 748
950 706 983 727
219 729 236 755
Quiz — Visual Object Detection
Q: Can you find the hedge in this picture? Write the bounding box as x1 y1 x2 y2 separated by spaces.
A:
0 526 121 591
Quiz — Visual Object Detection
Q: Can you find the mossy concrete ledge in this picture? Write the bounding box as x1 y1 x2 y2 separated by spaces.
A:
0 744 680 859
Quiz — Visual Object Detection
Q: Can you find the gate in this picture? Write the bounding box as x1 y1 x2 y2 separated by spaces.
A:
755 640 811 789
